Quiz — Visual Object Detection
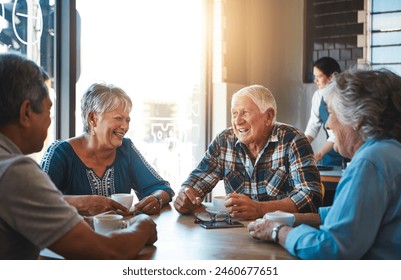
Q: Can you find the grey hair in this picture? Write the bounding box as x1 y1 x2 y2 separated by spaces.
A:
330 69 401 142
81 83 132 133
0 53 49 125
231 85 277 122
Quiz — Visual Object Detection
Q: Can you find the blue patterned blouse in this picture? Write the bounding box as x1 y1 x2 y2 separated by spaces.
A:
40 138 174 201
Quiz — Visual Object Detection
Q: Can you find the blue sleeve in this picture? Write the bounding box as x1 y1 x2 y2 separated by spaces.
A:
285 158 387 259
126 139 174 201
318 206 330 222
40 140 70 193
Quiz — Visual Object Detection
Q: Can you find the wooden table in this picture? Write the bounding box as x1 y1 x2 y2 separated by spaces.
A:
320 166 342 184
319 166 342 206
41 204 296 260
136 204 296 260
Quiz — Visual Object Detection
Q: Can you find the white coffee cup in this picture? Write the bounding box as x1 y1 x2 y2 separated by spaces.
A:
111 193 134 209
264 212 295 226
212 195 227 212
93 214 126 235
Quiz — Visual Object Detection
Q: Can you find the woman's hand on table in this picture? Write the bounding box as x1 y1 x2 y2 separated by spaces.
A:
134 195 162 215
248 218 291 246
248 218 275 241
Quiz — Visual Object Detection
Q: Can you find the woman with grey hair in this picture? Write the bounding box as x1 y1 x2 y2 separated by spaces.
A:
40 83 174 216
248 69 401 259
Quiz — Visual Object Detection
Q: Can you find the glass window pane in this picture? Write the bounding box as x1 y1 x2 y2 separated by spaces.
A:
76 0 206 192
372 13 401 31
371 0 401 76
372 64 401 75
372 31 401 46
372 46 401 64
372 0 401 13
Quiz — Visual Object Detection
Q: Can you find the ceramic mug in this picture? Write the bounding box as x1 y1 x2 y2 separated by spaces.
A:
93 214 126 235
264 212 295 226
111 193 134 209
212 195 227 213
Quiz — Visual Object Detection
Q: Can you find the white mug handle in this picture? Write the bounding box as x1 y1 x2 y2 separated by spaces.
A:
121 220 128 229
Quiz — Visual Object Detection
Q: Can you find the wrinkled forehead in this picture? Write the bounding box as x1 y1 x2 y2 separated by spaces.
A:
231 95 258 110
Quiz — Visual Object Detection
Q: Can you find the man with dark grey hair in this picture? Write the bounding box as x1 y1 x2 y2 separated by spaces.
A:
0 53 157 259
174 84 323 220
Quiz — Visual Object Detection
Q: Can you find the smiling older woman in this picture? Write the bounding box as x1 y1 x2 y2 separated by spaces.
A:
40 83 174 216
248 69 401 259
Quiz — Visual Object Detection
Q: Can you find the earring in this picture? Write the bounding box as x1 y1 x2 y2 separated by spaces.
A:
91 130 96 136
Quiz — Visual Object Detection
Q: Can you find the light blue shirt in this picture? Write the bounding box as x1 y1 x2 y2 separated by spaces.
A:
285 138 401 259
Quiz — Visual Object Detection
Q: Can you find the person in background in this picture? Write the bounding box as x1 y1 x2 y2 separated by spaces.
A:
305 56 347 166
0 53 157 259
174 85 322 220
248 69 401 259
40 83 175 216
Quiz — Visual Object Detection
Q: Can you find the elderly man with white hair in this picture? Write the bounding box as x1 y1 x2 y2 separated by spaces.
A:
174 85 323 220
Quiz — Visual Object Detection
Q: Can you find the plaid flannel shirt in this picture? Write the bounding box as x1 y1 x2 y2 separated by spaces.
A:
183 122 323 213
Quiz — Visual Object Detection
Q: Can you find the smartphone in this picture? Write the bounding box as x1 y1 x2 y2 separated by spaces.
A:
199 221 244 229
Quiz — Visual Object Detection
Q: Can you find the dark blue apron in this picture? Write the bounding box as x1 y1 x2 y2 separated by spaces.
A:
319 98 346 166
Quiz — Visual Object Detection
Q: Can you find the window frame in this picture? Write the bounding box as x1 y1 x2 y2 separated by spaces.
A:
369 0 401 74
54 0 77 139
54 0 214 149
